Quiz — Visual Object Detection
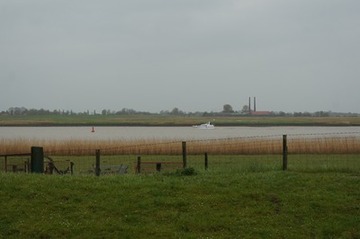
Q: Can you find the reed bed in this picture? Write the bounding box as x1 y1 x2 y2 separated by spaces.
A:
288 136 360 154
1 137 360 174
1 136 360 156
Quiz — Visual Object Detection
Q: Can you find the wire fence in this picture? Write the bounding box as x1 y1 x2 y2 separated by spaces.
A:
1 132 360 175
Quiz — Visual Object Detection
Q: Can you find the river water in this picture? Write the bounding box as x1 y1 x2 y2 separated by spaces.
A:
1 126 360 141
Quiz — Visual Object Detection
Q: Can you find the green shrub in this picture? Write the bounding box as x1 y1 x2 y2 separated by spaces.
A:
175 167 197 176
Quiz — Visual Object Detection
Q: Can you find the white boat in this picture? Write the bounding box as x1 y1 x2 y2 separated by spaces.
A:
192 122 215 129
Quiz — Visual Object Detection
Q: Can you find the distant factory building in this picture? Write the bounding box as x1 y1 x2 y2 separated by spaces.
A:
248 97 272 116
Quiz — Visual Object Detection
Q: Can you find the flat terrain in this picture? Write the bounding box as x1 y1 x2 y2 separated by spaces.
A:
0 169 359 238
1 114 360 126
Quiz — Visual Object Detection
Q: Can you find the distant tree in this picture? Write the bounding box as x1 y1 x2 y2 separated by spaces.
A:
278 111 286 116
170 107 184 115
241 105 249 113
8 107 27 115
170 107 179 115
314 111 329 117
222 104 234 113
115 108 136 115
294 112 311 117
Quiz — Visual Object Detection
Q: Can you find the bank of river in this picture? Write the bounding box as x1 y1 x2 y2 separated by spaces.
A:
1 115 360 127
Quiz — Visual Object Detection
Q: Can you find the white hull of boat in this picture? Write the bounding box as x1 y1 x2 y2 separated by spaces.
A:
192 122 215 129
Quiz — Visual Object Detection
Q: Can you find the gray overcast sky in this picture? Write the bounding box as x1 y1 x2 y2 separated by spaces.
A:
1 0 359 113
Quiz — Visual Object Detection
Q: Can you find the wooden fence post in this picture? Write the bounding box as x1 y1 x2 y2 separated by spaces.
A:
70 162 74 175
156 163 162 172
31 146 44 173
182 141 187 168
4 156 7 173
283 135 288 170
95 149 101 176
48 161 55 174
136 156 141 174
205 152 208 170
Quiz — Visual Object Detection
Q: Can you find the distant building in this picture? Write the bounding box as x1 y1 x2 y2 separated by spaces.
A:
250 111 273 116
247 97 272 116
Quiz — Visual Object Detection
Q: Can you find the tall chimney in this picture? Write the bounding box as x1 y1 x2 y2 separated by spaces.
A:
254 97 256 112
248 97 251 113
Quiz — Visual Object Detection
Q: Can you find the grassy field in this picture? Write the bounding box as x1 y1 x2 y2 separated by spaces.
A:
1 114 360 126
0 167 359 239
1 115 359 238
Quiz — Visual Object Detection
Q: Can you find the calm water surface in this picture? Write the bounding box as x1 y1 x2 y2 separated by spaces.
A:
1 126 360 140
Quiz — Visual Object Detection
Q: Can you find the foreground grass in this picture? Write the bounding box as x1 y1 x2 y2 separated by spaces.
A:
0 170 359 238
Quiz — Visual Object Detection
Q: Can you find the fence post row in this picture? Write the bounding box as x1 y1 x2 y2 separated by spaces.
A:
13 138 289 175
283 135 288 171
182 141 187 168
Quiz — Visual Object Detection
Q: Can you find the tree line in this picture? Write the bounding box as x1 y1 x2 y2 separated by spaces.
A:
2 106 359 117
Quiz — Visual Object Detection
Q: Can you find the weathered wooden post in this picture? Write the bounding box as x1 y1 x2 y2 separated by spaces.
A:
48 161 55 174
156 163 162 172
70 162 74 175
205 152 208 170
95 149 101 176
182 141 187 168
4 155 8 173
136 156 141 174
31 146 44 173
283 135 288 170
26 158 30 173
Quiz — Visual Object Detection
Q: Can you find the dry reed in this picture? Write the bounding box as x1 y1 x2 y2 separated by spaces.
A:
1 136 360 156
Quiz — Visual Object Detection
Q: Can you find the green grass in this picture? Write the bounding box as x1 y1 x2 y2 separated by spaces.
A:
1 163 359 238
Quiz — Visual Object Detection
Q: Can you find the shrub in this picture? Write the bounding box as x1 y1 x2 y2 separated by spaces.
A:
178 167 197 176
